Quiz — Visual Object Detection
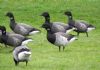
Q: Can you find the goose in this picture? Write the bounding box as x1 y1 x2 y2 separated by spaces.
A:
6 12 40 36
0 26 33 47
41 12 75 33
64 11 95 37
42 23 77 51
13 45 31 66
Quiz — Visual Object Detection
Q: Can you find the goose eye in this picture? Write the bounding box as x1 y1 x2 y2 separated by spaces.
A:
10 17 13 19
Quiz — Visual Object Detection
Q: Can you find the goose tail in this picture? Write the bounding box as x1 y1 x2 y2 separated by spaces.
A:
21 39 33 45
68 35 78 43
87 24 96 32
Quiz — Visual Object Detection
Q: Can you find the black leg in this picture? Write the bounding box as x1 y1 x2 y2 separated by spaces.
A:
59 46 61 52
77 32 79 36
4 44 7 47
86 32 88 37
63 46 65 51
26 61 28 66
14 58 18 66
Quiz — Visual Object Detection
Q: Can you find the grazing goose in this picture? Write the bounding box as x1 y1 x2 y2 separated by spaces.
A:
41 12 75 33
13 45 31 66
0 26 33 47
6 12 40 36
64 11 95 37
42 24 77 51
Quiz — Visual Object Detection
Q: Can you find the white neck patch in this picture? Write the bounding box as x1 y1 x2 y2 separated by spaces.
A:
10 17 14 20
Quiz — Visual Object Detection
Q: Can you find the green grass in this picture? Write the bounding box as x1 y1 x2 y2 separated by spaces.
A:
0 0 100 70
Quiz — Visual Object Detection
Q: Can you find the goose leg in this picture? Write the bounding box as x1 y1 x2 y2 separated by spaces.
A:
26 61 28 66
14 58 19 66
59 46 61 52
4 44 7 47
77 32 80 36
63 46 65 51
86 32 88 37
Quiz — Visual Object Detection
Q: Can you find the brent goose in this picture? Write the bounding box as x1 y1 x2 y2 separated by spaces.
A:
13 45 31 66
6 12 40 36
64 11 95 37
42 23 77 51
0 26 32 47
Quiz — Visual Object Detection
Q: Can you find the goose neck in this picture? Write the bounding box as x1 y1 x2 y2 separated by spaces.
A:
2 31 6 36
9 17 16 24
68 15 73 21
47 30 54 37
45 17 50 23
9 17 17 29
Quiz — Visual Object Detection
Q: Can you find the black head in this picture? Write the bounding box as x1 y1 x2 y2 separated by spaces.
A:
64 11 72 16
6 12 14 18
0 26 6 34
41 12 50 18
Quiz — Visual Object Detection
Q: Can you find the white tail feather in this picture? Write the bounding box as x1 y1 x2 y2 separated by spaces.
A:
66 28 76 33
87 28 95 32
18 51 31 60
69 37 77 43
21 39 33 45
29 31 40 35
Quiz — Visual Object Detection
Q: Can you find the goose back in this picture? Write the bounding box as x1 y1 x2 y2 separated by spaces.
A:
52 22 67 33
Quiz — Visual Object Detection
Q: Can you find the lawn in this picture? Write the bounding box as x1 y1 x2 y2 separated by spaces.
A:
0 0 100 70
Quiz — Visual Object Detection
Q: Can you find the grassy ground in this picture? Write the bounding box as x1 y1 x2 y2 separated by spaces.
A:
0 0 100 70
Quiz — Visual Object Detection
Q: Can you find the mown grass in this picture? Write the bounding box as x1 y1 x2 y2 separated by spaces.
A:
0 0 100 70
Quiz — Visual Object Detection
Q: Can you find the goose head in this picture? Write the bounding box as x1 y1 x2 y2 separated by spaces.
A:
64 11 73 19
6 12 14 18
41 12 50 18
64 11 72 16
0 26 6 35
